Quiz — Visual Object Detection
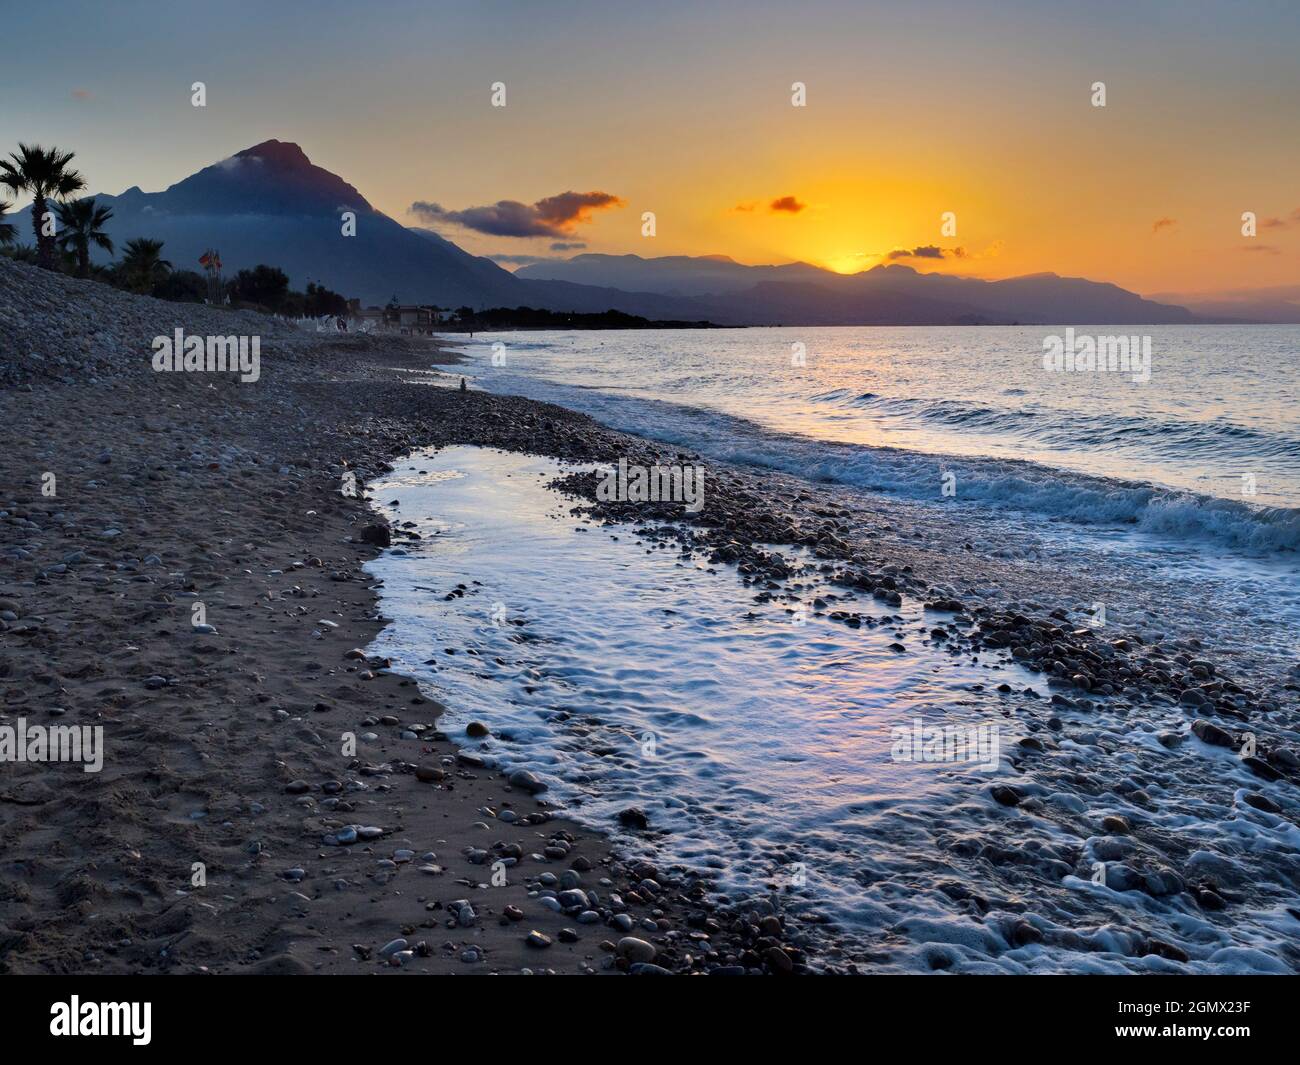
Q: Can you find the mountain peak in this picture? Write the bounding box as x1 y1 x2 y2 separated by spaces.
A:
153 139 374 215
235 139 313 170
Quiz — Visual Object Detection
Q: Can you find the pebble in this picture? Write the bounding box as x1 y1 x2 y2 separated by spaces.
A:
617 937 657 963
442 898 473 922
1243 756 1282 782
617 807 649 830
508 769 547 794
1243 792 1282 813
1191 719 1235 748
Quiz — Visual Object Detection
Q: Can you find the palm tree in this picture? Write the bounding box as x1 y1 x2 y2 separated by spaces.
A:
118 237 171 294
55 197 114 277
0 200 15 246
0 144 86 269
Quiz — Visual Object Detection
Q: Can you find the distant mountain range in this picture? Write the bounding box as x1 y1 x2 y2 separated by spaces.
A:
14 139 1216 324
1147 286 1300 324
517 254 1201 325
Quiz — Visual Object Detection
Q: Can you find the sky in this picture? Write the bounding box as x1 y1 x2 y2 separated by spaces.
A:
3 0 1299 298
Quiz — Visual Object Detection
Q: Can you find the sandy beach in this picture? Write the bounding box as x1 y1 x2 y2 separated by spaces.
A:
3 256 1299 976
0 258 815 975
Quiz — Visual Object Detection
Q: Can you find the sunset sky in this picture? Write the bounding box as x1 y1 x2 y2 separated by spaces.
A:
4 0 1299 298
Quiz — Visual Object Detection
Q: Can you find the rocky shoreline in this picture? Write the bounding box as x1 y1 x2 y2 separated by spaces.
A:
0 259 813 975
3 256 1298 974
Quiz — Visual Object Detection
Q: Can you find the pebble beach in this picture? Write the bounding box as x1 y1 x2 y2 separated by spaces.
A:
0 258 814 974
2 256 1299 975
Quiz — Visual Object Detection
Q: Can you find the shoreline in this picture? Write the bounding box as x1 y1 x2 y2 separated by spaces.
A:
3 258 1298 974
0 261 815 974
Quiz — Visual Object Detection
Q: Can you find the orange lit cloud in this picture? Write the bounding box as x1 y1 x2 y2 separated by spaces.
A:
411 191 624 238
886 244 973 261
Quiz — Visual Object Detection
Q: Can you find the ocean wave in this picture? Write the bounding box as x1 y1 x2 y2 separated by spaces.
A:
470 356 1299 553
811 391 1300 460
718 428 1300 553
512 381 1300 554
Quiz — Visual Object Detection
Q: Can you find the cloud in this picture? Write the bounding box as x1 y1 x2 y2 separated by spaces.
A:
549 241 586 252
887 244 947 260
732 197 807 214
1242 244 1280 254
769 196 805 214
71 89 92 101
1151 217 1177 234
410 191 624 238
1259 208 1300 230
882 242 994 264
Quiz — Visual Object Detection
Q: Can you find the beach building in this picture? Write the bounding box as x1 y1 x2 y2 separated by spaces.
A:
349 304 453 333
